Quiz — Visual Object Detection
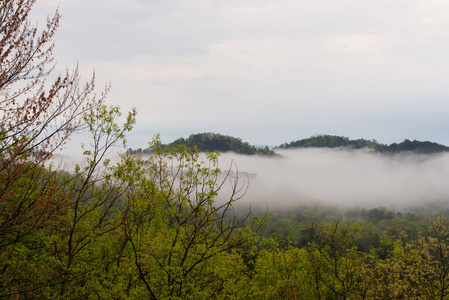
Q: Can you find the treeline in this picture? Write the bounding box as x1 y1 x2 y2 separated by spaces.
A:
129 132 277 156
277 135 379 150
251 213 449 299
382 139 449 154
278 134 449 154
131 134 449 156
258 204 427 252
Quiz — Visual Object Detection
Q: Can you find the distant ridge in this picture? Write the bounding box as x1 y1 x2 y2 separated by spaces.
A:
129 133 449 156
129 132 277 156
277 134 449 154
277 135 378 150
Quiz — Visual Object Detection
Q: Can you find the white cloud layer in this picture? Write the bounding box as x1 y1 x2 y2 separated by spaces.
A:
217 149 449 210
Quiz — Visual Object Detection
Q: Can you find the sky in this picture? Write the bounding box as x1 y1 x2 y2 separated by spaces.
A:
32 0 449 148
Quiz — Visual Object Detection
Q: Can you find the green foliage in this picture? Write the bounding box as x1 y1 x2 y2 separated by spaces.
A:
382 139 449 154
278 134 449 155
251 214 449 299
1 101 266 298
258 204 429 253
252 244 313 299
130 132 277 156
119 138 264 299
278 135 380 150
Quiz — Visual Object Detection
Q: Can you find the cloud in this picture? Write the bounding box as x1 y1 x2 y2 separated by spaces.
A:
325 35 385 55
216 149 449 211
416 0 449 25
55 143 449 213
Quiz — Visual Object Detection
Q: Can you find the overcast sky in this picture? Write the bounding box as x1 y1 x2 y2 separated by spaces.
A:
33 0 449 148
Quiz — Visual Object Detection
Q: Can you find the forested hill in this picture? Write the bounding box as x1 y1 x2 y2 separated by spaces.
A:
381 139 449 154
278 134 449 154
129 133 449 155
129 132 277 156
278 135 379 150
170 133 277 155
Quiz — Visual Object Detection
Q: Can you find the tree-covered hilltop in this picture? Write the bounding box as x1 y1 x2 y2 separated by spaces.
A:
278 134 380 150
278 134 449 154
130 132 277 156
380 139 449 154
130 134 449 156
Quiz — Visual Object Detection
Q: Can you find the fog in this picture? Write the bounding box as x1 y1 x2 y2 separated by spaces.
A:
216 149 449 211
52 146 449 211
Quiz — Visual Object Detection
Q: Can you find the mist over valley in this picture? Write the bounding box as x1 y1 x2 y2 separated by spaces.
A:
125 133 449 213
218 148 449 212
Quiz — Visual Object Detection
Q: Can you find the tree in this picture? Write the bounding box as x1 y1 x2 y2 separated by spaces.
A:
0 0 103 245
306 220 370 299
0 0 104 297
252 238 314 299
117 139 266 298
43 104 137 298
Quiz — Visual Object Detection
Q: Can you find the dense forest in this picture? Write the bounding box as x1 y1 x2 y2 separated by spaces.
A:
4 2 449 299
278 134 449 154
129 132 277 156
278 135 379 150
130 133 449 157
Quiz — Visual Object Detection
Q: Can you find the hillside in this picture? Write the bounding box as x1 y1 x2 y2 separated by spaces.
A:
129 132 277 156
129 133 449 156
278 134 449 154
380 139 449 154
278 135 379 150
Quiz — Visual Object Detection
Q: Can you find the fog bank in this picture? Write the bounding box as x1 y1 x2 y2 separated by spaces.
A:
217 148 449 210
53 146 449 211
